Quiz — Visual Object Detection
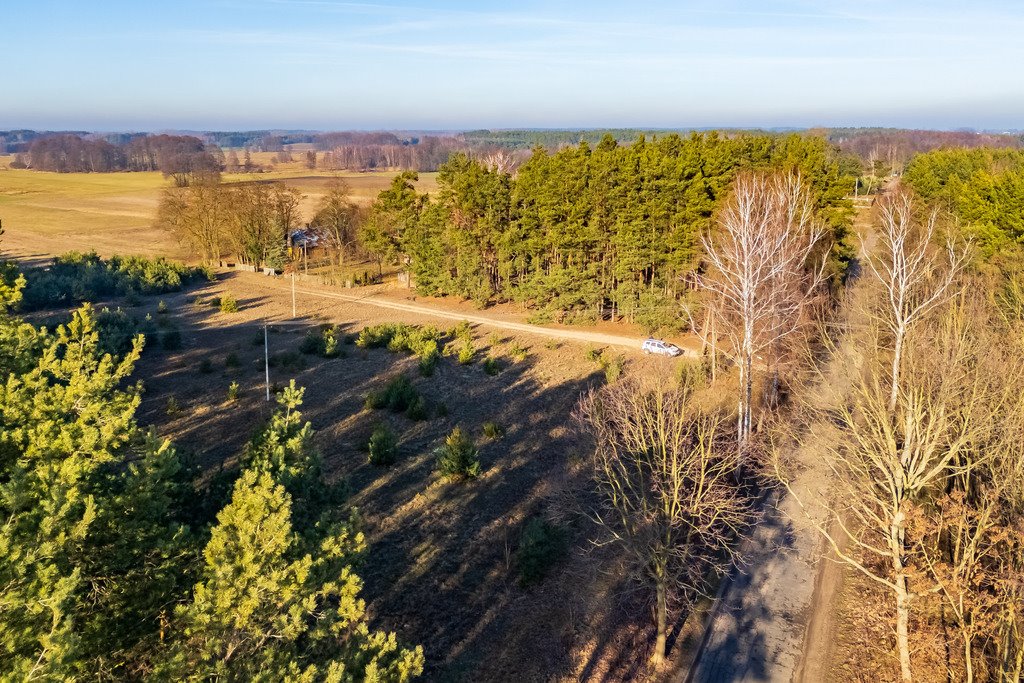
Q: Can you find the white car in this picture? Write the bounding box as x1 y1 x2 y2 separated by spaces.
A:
642 338 683 357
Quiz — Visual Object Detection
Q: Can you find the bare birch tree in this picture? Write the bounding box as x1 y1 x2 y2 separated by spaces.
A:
863 189 967 412
575 378 756 667
779 291 1014 683
699 172 826 454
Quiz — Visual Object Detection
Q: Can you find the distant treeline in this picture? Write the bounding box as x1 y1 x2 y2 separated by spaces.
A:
457 128 759 150
826 127 1023 174
10 127 1024 177
11 133 220 184
0 129 89 153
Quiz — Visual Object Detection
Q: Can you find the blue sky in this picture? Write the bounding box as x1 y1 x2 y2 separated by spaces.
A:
3 0 1023 131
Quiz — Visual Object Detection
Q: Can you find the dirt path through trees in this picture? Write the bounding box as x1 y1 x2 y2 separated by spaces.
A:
683 192 880 683
243 272 702 355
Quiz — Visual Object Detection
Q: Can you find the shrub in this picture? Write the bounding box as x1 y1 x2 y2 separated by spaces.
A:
482 421 504 439
452 320 473 342
299 331 324 355
268 351 304 371
367 424 398 466
457 340 475 365
544 339 561 351
435 426 480 479
322 327 340 358
225 352 241 369
366 375 421 414
405 395 429 421
160 328 182 351
676 357 711 392
219 294 239 314
227 381 240 402
526 309 554 325
482 356 501 376
95 307 140 356
165 396 181 415
139 313 156 337
157 299 168 314
251 331 265 346
599 353 624 384
198 357 213 374
19 251 208 311
585 346 602 362
357 324 443 367
418 340 439 376
515 518 568 587
435 402 449 419
507 341 529 363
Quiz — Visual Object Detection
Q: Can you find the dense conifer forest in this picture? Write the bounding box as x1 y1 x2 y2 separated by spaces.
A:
363 132 857 328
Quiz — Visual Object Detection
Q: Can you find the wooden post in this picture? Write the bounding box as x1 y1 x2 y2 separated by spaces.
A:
264 324 270 402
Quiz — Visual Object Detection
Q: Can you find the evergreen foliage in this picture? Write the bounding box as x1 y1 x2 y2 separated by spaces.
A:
0 301 191 678
218 294 239 314
903 147 1024 265
515 518 568 587
435 427 480 479
19 251 211 311
366 133 854 320
365 375 423 417
0 265 424 680
161 469 423 681
368 424 399 466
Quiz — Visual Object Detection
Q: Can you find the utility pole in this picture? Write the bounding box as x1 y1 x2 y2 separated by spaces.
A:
264 323 270 402
291 272 296 319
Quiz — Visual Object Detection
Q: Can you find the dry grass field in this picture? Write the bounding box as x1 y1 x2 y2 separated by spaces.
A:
0 153 437 262
62 274 692 682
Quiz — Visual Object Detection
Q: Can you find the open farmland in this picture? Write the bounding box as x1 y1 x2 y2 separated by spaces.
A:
0 155 437 262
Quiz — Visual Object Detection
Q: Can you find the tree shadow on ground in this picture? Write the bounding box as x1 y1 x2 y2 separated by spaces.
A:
686 500 799 683
131 293 675 682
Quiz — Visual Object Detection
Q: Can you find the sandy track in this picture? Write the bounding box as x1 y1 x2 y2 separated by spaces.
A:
244 272 700 356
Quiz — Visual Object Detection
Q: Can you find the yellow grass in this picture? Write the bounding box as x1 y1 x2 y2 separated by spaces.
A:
0 154 437 261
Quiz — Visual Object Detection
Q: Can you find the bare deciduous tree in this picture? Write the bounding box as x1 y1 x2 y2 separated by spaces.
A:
698 172 827 454
156 181 231 264
863 189 968 411
310 179 362 268
778 291 1016 683
575 378 756 666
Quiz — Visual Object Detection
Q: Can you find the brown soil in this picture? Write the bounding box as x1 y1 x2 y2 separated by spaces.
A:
122 272 695 682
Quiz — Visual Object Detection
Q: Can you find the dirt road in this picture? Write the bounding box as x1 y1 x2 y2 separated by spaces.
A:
243 272 700 356
683 192 880 682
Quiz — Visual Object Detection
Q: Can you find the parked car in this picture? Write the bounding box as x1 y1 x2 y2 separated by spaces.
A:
642 338 683 357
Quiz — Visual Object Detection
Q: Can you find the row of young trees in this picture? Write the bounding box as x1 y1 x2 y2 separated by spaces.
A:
362 132 855 328
0 265 423 679
573 171 830 666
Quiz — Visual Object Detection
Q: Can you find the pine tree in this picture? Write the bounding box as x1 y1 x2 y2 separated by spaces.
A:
162 468 424 681
0 304 190 678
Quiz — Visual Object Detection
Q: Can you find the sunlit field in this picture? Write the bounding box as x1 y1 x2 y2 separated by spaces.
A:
0 153 437 262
